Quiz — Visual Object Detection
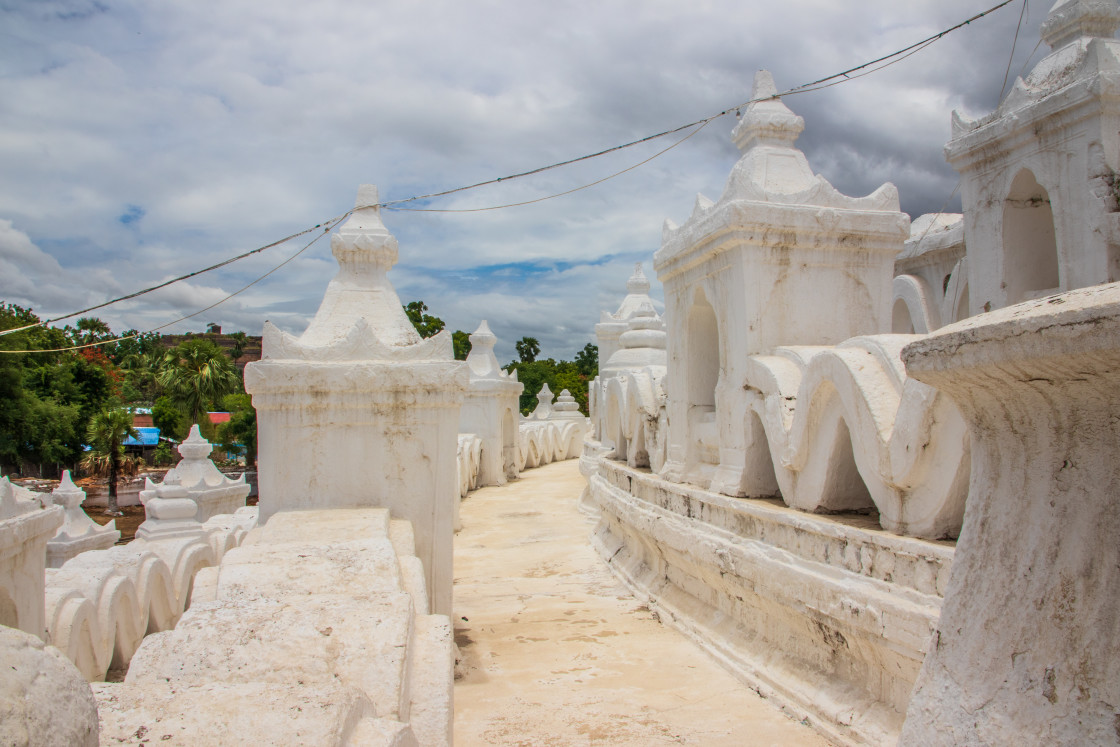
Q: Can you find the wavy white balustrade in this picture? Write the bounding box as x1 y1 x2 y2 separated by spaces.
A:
745 335 970 538
601 370 666 473
601 334 970 539
456 434 482 500
44 507 258 681
517 419 587 472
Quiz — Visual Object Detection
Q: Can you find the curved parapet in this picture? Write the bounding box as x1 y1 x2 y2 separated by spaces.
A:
602 368 666 472
456 434 482 501
43 511 254 681
744 335 970 538
518 419 588 472
892 274 940 334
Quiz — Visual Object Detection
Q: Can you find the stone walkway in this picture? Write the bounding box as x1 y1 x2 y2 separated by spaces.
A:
453 459 832 746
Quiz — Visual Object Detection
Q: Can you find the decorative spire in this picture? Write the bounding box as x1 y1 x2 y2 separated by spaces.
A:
626 263 650 295
51 471 86 510
466 320 511 381
296 184 425 350
731 70 805 154
549 389 585 420
47 470 119 557
530 383 554 420
1041 0 1120 50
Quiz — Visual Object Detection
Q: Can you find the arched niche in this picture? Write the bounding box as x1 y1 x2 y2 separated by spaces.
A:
892 298 916 334
1002 169 1059 303
686 288 720 412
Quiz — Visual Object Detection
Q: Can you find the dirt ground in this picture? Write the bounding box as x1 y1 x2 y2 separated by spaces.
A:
86 504 146 543
452 459 832 747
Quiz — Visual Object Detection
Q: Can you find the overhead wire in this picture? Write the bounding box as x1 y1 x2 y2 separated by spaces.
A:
376 0 1017 211
385 118 714 213
0 216 345 355
998 0 1031 102
1 0 1018 344
910 0 1029 252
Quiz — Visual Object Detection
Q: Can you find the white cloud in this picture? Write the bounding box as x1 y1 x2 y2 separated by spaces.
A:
0 0 1045 357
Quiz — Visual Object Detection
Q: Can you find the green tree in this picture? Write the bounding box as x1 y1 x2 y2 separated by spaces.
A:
157 339 240 433
151 395 187 442
574 343 598 377
515 336 540 363
452 330 471 361
109 330 161 365
0 304 112 475
83 408 139 516
72 317 112 346
403 301 446 338
217 393 257 468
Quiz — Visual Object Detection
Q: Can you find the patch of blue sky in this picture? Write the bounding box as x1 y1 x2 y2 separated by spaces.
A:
118 204 145 225
399 251 643 290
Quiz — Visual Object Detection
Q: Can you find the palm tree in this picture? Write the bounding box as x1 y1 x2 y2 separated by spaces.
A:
83 408 140 516
157 339 240 433
515 336 541 363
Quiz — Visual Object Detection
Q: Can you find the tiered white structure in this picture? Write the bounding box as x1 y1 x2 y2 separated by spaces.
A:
142 425 251 523
45 471 119 569
656 70 910 499
459 320 523 487
245 184 468 618
589 263 668 471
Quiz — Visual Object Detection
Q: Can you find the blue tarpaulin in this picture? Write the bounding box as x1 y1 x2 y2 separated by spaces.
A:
123 427 160 447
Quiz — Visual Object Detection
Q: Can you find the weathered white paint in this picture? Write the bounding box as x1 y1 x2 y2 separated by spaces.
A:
245 185 467 617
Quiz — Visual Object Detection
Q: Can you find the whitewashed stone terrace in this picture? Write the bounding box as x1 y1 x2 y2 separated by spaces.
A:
97 507 451 746
585 3 1120 743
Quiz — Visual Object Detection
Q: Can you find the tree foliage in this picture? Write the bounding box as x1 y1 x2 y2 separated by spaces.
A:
505 345 594 416
157 339 241 431
83 407 140 515
574 343 598 377
216 393 257 468
452 330 471 361
515 336 540 363
403 301 446 338
0 304 109 474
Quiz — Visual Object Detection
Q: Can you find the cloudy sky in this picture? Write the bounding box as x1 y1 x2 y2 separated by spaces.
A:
0 0 1046 361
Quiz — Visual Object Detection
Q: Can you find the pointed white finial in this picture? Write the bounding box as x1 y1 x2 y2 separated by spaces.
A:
52 471 86 509
731 70 805 154
466 320 507 380
752 69 778 99
626 263 651 295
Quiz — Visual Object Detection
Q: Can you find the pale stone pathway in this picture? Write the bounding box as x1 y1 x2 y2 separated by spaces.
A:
453 459 832 746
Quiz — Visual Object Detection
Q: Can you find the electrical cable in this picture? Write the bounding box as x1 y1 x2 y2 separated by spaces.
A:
0 214 350 337
385 119 713 213
910 0 1029 253
0 215 344 355
998 0 1030 102
1 0 1016 340
377 0 1016 211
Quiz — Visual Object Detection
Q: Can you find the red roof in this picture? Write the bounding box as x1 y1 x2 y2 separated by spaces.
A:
208 412 231 424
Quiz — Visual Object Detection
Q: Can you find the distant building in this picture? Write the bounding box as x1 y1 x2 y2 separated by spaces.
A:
160 332 263 372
